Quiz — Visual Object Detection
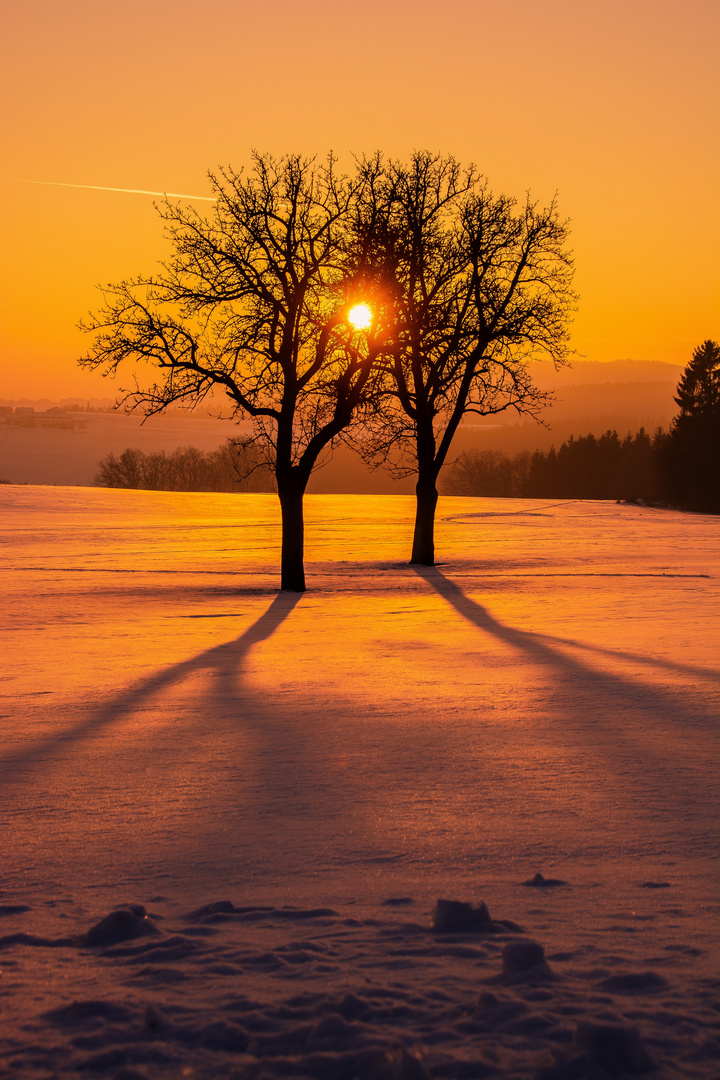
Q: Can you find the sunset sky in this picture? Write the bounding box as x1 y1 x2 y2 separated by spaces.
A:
1 0 718 401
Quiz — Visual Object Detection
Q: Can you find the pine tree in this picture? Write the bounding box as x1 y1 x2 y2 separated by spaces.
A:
661 340 720 512
673 340 720 418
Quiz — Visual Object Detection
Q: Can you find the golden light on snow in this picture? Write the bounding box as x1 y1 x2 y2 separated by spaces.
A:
348 303 372 331
3 486 719 1077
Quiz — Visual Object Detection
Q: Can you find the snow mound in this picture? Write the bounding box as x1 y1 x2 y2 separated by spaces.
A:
523 872 567 888
1 891 718 1076
78 904 160 947
499 940 555 982
432 898 523 934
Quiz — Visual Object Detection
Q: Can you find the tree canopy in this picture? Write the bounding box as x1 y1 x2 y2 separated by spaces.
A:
80 154 386 590
352 152 575 563
673 339 720 418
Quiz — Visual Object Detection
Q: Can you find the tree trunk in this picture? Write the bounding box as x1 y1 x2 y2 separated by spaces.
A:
278 478 306 592
410 473 439 565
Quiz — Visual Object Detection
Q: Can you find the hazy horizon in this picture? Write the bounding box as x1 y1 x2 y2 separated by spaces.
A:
1 359 684 489
0 357 686 409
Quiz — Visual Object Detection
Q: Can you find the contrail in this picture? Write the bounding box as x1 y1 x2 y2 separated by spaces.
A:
11 179 217 201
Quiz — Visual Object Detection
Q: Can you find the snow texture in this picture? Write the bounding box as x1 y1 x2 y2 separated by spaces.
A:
1 487 718 1078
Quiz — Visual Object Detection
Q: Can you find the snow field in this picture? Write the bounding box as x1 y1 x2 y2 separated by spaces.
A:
1 486 718 1078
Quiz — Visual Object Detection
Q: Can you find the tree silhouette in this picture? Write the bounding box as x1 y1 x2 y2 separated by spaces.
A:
673 340 720 417
80 154 386 591
661 340 720 512
352 153 575 563
442 449 531 497
444 428 666 501
95 440 275 492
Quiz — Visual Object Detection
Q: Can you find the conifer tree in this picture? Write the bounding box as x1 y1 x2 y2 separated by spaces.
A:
662 340 720 511
673 340 720 418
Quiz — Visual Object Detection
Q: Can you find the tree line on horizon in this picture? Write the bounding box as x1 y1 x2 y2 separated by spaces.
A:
94 440 275 493
443 340 719 511
442 427 666 502
95 338 720 512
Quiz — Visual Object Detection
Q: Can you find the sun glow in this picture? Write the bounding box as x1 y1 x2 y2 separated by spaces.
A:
348 303 372 330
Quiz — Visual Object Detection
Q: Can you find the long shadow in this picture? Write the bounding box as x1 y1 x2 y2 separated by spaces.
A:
442 500 579 519
529 630 719 684
3 592 301 776
412 566 713 730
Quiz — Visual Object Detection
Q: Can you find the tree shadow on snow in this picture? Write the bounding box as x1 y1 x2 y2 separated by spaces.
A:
413 566 715 735
412 565 717 837
524 630 719 684
2 591 302 776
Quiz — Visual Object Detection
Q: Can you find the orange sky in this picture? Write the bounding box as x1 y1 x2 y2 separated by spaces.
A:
1 0 718 400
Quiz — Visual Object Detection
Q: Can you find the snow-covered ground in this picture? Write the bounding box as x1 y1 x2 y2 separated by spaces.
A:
1 486 718 1079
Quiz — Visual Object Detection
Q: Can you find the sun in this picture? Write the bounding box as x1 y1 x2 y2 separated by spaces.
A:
348 303 372 330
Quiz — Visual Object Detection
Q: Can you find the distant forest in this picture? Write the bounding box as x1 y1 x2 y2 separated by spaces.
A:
444 340 719 513
442 428 665 501
95 441 275 493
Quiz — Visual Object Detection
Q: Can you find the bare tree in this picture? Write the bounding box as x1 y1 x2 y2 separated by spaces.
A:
80 154 384 591
94 448 144 488
94 439 275 493
441 449 532 497
355 153 576 564
218 438 276 492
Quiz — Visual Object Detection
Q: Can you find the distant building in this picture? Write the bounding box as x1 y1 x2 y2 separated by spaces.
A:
0 405 12 415
15 406 35 416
